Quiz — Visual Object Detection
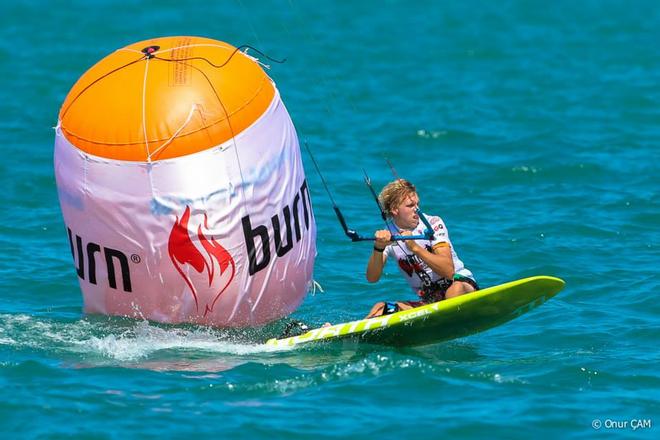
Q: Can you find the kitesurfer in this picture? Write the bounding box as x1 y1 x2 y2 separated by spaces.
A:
365 179 478 317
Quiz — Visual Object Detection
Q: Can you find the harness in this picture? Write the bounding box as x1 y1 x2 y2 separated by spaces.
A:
419 277 454 302
400 248 453 303
387 214 475 304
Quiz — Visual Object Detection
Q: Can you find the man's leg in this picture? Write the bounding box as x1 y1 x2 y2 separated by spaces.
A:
365 302 386 318
396 302 415 311
445 281 476 299
366 301 414 318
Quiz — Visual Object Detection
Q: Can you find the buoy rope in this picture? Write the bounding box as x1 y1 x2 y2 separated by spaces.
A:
142 56 151 161
147 104 200 161
60 45 283 124
59 56 145 120
152 45 285 69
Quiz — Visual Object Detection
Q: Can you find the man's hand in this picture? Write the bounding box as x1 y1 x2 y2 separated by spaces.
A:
401 230 421 253
374 229 392 251
367 229 391 283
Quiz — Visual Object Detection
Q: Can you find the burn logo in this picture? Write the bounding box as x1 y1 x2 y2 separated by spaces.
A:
168 206 236 315
67 228 133 292
242 180 312 275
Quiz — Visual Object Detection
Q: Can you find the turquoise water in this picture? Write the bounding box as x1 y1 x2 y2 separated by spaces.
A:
1 0 659 438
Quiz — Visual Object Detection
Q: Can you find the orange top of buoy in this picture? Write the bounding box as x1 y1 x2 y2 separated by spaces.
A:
59 36 275 161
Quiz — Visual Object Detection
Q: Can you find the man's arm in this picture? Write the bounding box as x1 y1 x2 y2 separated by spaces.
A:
366 230 391 282
402 233 454 278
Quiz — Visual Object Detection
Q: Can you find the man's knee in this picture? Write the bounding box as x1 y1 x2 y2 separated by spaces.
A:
446 281 475 298
396 302 413 311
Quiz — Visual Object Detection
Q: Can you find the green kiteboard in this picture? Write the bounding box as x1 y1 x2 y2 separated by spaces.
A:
266 276 564 348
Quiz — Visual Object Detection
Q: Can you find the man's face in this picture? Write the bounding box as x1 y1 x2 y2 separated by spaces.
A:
391 192 420 229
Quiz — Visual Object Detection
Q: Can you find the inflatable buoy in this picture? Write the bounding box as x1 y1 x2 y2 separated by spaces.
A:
54 36 316 327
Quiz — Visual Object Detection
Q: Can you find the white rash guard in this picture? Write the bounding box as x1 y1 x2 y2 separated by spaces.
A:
383 213 475 293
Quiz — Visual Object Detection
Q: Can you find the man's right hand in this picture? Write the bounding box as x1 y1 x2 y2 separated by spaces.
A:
367 230 390 282
374 229 392 251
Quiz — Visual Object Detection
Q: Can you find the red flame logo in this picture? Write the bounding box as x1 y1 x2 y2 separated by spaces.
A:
398 258 424 278
168 206 236 315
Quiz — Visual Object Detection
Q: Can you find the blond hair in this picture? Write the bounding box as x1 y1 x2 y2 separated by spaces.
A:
378 179 417 218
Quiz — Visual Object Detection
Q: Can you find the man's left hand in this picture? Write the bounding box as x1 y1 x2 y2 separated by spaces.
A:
401 230 421 253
